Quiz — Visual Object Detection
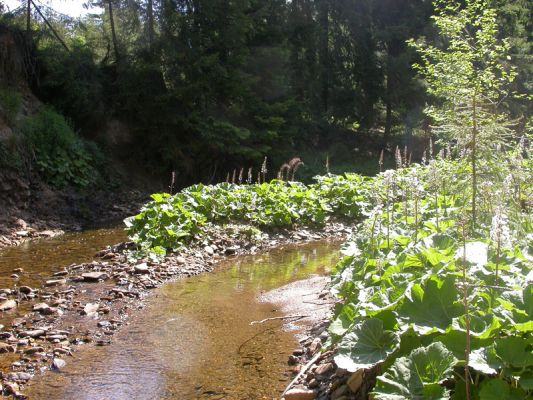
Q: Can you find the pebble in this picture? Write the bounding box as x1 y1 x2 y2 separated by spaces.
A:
307 338 322 355
82 303 99 316
0 342 15 353
19 286 33 294
20 330 46 338
134 263 150 274
51 358 66 370
315 362 334 376
32 303 52 314
0 299 17 311
283 387 316 400
45 279 66 287
82 272 109 282
347 370 364 393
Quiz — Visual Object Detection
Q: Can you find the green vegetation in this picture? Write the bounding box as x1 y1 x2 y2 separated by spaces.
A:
0 86 21 125
125 174 372 256
21 108 102 188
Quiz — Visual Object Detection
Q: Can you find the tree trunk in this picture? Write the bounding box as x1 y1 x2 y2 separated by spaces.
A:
319 0 329 113
108 0 120 62
26 0 31 34
147 0 154 51
383 44 395 143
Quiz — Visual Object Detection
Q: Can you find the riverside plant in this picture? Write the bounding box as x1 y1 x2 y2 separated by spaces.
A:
327 151 532 399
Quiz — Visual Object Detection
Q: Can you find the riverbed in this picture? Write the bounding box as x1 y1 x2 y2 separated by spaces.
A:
1 230 340 399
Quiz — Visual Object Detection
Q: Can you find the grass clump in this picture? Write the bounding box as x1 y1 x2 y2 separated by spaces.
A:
0 86 21 125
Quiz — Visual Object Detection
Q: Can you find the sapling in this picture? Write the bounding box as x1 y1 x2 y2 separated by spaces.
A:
459 217 472 400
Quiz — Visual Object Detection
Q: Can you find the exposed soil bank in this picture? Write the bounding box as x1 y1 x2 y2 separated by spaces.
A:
0 222 351 398
0 169 148 249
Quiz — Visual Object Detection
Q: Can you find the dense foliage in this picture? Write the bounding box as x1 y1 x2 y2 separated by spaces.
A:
0 0 530 184
125 174 372 255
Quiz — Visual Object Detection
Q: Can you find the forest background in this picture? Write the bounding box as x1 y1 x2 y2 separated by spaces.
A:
0 0 531 189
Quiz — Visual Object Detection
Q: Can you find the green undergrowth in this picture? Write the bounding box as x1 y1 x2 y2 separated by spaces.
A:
125 173 373 257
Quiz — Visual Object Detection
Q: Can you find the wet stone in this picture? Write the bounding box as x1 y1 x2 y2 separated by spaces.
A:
82 272 109 282
10 372 32 382
0 342 15 353
32 303 52 314
82 303 99 316
315 362 334 376
19 286 33 294
134 263 150 274
0 299 17 311
45 279 66 287
20 330 46 338
51 358 66 370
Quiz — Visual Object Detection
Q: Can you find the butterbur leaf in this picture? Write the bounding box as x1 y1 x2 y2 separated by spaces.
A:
456 242 488 267
334 318 400 372
329 303 356 337
519 371 533 391
399 275 462 334
478 379 526 400
469 346 500 375
495 337 533 368
372 342 456 400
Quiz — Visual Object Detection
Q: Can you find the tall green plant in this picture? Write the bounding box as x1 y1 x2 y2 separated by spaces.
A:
408 0 517 230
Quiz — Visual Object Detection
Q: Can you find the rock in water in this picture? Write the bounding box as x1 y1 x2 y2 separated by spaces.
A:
51 358 66 370
0 299 16 311
82 272 109 282
134 263 150 274
32 303 51 314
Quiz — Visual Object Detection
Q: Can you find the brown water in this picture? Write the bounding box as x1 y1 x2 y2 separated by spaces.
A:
0 228 128 290
24 241 340 400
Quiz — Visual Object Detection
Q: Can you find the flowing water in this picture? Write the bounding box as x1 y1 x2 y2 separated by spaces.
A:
8 234 340 400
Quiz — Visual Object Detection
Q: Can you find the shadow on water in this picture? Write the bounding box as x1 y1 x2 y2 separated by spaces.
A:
24 240 341 400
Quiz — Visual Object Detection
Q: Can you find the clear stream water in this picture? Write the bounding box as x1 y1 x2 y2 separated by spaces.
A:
1 230 340 399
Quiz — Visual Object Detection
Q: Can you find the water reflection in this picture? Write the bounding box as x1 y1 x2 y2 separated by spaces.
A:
25 241 340 400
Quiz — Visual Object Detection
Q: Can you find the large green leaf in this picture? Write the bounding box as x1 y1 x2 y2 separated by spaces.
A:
334 318 400 372
478 379 526 400
495 337 533 369
399 275 462 334
372 342 456 400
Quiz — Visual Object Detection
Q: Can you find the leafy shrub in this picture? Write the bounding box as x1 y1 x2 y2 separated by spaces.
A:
0 86 21 125
21 107 101 188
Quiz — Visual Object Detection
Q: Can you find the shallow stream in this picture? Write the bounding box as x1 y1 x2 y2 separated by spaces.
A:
2 232 340 399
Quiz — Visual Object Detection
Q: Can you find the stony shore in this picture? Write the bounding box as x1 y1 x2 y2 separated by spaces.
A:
0 222 352 399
